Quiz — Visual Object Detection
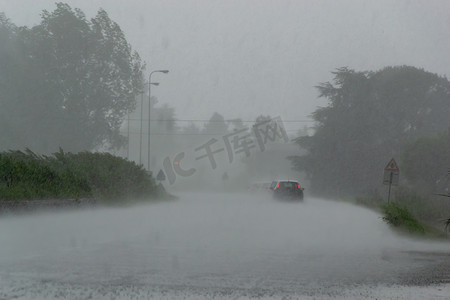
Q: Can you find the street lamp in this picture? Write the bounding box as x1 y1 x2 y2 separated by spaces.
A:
139 83 159 165
139 93 144 165
148 70 169 172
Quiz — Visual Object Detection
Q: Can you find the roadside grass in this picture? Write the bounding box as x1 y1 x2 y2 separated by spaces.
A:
381 202 447 238
50 150 158 201
381 202 424 234
352 187 448 239
0 150 91 200
0 149 171 204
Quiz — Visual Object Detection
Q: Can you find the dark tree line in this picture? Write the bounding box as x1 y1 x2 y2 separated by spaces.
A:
401 133 450 194
0 3 144 154
291 66 450 197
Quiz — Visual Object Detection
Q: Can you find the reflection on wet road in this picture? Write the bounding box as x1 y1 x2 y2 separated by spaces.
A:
0 193 449 299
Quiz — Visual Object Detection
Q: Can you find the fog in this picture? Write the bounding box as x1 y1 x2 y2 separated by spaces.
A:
1 1 449 297
1 1 450 186
1 193 449 298
2 1 450 187
2 0 450 124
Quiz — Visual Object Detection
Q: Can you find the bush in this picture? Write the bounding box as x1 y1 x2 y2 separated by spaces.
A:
51 150 158 201
0 149 160 202
0 150 91 200
381 202 425 234
392 186 450 229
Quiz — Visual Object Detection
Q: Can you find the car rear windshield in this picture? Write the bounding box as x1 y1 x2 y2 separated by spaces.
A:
279 182 298 188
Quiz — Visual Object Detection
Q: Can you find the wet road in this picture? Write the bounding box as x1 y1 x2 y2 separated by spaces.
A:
0 192 449 299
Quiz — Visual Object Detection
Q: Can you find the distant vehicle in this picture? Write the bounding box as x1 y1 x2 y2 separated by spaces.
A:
270 180 304 200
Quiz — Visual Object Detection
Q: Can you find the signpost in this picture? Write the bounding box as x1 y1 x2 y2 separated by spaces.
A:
383 158 399 203
156 169 166 182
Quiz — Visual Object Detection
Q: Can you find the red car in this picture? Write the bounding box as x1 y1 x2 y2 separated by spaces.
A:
270 180 304 200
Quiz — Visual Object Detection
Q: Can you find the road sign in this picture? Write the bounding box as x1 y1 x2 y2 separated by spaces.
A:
383 158 399 186
156 169 166 181
383 158 400 203
384 158 399 172
383 170 399 186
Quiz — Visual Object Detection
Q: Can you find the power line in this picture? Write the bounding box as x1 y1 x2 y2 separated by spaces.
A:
125 118 314 123
120 129 305 136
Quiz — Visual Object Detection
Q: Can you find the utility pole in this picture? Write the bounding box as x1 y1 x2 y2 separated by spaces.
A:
147 70 169 172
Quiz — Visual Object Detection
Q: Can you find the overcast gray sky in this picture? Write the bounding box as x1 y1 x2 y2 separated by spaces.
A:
1 0 450 133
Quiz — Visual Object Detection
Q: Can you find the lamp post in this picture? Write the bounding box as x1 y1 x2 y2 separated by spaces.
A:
139 93 143 165
148 70 169 172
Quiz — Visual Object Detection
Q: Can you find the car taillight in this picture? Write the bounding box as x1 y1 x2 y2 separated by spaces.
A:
276 184 279 189
298 184 301 189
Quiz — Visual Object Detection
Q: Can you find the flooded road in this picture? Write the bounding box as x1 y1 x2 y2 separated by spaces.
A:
0 192 449 299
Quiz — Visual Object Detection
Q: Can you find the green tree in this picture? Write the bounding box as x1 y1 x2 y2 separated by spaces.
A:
154 103 177 133
290 66 450 197
401 133 450 193
0 3 144 153
203 112 229 135
0 14 28 149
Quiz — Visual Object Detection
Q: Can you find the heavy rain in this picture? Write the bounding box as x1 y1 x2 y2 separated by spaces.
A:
0 1 449 299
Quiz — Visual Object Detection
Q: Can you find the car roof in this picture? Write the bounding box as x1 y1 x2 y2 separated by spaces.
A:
275 180 299 183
